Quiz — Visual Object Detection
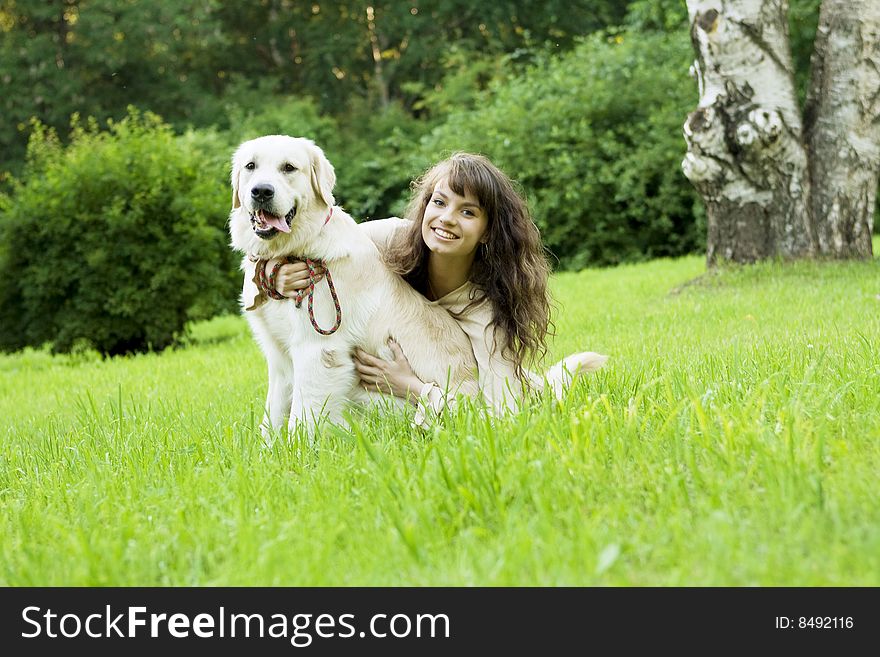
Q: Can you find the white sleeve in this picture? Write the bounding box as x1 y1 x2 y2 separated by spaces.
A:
475 324 526 414
357 217 411 253
241 256 266 311
451 301 525 415
412 381 455 429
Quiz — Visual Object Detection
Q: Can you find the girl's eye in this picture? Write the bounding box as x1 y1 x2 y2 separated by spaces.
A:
283 163 297 173
462 209 474 217
432 198 445 206
245 162 256 170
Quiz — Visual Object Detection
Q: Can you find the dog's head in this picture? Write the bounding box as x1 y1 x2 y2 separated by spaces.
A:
230 135 336 244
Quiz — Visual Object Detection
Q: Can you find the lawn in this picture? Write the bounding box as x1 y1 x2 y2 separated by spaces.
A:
1 247 878 585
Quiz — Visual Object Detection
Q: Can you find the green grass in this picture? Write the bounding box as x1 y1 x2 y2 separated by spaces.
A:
2 245 879 586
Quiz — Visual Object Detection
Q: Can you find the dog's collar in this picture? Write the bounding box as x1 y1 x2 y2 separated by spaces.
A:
323 206 334 226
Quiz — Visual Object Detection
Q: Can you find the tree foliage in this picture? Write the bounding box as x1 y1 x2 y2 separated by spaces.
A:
0 0 224 173
1 0 870 354
0 110 237 355
0 0 632 174
418 31 702 268
789 0 823 101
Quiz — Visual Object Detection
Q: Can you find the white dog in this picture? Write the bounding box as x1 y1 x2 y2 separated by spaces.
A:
229 135 479 435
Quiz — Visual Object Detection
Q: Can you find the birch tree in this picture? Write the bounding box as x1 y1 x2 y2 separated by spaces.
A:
682 0 880 264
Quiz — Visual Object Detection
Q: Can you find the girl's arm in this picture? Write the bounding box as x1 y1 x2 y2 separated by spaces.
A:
242 218 408 310
242 257 325 310
352 339 460 428
356 217 410 251
448 301 525 415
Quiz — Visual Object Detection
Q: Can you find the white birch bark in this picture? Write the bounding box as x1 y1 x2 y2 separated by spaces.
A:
805 0 880 258
682 0 816 264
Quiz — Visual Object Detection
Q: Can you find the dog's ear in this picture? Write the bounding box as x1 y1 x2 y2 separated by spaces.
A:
307 141 336 208
230 147 243 210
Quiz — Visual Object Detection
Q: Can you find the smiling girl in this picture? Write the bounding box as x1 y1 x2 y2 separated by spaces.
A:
247 152 606 420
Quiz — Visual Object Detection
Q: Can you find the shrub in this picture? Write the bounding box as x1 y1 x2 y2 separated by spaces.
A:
222 90 339 148
0 109 238 356
329 100 432 221
418 30 703 268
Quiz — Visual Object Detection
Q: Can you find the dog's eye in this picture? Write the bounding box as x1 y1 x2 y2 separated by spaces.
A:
244 162 256 171
282 163 298 173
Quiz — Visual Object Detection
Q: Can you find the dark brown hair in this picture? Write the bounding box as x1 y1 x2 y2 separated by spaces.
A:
384 152 554 382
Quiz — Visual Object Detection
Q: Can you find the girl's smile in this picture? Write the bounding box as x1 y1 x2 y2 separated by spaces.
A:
421 180 488 257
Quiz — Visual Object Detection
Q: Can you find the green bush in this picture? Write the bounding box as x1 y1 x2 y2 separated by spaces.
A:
418 30 703 268
329 100 432 221
0 109 238 356
221 88 339 148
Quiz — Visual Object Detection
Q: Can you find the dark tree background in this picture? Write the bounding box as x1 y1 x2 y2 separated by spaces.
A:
0 0 634 173
3 0 871 356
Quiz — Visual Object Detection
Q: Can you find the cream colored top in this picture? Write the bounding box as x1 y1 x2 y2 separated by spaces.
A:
243 217 527 423
412 279 523 419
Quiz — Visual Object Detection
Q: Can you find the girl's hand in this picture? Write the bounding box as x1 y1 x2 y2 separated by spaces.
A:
353 338 424 404
270 259 325 296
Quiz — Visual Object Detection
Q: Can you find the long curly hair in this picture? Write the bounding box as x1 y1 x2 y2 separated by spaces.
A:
384 152 554 382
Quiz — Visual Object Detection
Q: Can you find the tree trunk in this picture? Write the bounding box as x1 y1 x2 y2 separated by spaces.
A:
683 0 816 265
366 6 390 110
804 0 880 258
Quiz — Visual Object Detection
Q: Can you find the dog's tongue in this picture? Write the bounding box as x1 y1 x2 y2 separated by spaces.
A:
260 209 290 233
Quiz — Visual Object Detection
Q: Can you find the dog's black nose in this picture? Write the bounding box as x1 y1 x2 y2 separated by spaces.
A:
251 183 275 203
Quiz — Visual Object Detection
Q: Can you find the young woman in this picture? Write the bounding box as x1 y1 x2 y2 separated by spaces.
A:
244 153 606 420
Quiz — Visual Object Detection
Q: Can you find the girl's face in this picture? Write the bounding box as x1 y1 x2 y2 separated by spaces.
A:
421 179 489 260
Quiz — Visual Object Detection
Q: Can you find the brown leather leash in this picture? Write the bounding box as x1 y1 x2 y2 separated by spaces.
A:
253 208 342 335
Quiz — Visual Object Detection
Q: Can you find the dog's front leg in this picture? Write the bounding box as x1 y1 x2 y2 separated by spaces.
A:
263 350 294 439
288 346 355 438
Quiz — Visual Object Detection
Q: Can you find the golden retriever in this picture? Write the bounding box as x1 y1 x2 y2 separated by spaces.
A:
229 135 479 435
